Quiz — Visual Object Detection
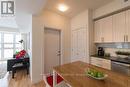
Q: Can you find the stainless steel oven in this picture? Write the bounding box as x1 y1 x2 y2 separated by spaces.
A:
111 61 130 76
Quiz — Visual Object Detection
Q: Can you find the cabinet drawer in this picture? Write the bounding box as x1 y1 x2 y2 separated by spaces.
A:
91 57 103 62
91 57 111 70
91 61 102 67
102 61 111 70
91 57 103 68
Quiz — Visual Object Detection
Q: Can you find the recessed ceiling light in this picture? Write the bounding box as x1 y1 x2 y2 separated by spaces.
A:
58 4 68 12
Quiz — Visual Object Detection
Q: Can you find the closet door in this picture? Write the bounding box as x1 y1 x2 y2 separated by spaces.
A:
113 11 126 42
77 29 86 62
71 30 78 61
71 28 87 62
126 10 130 42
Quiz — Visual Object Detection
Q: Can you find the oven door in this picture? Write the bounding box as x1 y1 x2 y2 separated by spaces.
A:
111 61 130 76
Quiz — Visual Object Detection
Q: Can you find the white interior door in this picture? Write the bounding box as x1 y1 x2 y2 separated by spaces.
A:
71 28 86 62
44 28 61 74
71 30 78 61
77 29 86 62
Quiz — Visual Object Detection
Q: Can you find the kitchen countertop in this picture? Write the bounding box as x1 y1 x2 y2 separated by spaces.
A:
54 61 130 87
91 55 130 64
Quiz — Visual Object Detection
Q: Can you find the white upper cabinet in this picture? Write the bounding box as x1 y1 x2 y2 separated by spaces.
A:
102 16 113 42
113 11 126 42
126 10 130 42
94 20 102 43
94 10 130 43
94 16 113 43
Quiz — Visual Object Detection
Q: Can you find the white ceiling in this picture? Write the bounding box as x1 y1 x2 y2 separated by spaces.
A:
16 0 47 14
44 0 114 18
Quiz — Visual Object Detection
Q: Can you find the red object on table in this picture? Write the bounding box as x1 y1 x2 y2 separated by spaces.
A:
16 50 26 59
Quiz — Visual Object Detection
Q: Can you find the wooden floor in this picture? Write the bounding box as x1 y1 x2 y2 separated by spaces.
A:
0 70 46 87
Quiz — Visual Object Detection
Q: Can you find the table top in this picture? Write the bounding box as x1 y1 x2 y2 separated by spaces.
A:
54 61 130 87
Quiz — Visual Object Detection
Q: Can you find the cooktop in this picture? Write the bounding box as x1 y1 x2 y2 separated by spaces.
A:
110 57 130 64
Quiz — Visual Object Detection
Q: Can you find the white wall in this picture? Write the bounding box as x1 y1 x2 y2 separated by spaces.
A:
71 9 95 63
93 0 130 19
15 12 32 33
31 9 71 84
71 10 89 30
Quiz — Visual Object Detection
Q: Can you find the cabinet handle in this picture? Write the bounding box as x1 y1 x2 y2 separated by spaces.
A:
124 35 126 42
101 37 104 42
103 37 104 42
126 35 128 42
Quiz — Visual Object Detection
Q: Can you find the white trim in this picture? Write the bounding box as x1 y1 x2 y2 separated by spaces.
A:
60 30 63 65
41 25 44 79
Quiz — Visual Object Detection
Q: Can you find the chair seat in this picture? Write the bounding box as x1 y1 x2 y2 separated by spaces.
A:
12 63 24 68
55 81 69 87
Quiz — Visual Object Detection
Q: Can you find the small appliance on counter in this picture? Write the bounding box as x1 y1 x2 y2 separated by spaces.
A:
97 47 105 57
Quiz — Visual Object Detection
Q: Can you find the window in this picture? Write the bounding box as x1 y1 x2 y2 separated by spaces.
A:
0 32 22 61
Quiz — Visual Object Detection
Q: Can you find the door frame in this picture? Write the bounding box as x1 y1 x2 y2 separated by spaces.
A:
43 27 63 73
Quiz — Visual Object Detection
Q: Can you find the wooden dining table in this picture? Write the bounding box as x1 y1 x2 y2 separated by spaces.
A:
53 61 130 87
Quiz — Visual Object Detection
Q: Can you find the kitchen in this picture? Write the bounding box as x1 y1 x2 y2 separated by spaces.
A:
91 8 130 76
56 0 130 87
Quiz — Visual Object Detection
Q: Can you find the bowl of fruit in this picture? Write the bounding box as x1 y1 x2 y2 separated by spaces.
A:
85 68 108 80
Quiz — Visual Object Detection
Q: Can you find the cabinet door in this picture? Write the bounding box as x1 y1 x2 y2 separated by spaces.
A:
126 10 130 42
94 20 102 43
71 30 78 61
102 16 113 42
102 59 111 70
113 12 126 42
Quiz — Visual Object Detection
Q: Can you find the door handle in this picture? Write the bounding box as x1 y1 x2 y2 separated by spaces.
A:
57 51 61 56
57 54 61 56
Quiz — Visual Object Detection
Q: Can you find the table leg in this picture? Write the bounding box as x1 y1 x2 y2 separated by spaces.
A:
53 70 57 87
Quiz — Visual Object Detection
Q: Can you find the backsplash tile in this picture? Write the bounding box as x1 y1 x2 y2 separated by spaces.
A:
95 43 130 57
105 48 130 57
96 43 130 49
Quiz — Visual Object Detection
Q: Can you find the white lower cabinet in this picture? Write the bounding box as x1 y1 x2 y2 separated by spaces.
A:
91 57 111 70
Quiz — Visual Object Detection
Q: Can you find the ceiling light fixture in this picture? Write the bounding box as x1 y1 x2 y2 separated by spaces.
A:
58 4 68 12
